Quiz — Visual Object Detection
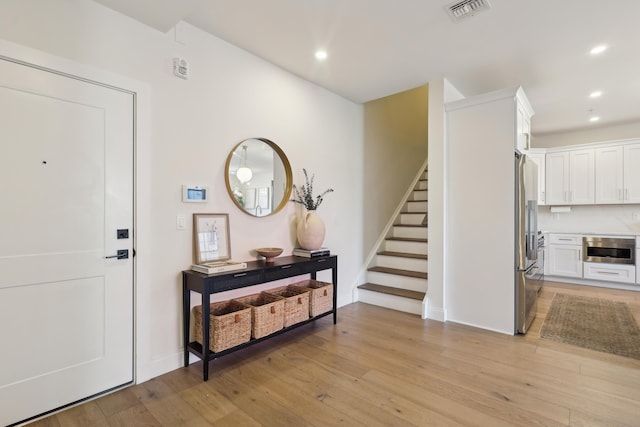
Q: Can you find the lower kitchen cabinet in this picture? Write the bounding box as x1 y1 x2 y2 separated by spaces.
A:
637 249 640 284
547 244 583 278
583 262 636 284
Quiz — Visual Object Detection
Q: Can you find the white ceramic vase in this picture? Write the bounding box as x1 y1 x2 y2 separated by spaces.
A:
296 210 326 250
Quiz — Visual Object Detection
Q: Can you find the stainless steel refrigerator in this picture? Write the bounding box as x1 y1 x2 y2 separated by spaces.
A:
515 152 543 334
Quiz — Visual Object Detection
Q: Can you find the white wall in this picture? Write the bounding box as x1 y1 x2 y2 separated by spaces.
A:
0 0 364 383
445 89 518 335
534 121 640 148
426 79 464 321
363 86 428 254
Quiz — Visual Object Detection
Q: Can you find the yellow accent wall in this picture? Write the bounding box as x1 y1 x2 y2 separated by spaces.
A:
363 85 428 252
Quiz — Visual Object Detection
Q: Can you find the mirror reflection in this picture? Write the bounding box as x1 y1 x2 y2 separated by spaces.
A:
224 138 292 217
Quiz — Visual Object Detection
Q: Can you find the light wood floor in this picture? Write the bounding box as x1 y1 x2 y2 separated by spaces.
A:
27 281 640 426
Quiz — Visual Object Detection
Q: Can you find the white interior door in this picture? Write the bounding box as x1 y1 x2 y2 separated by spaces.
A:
0 57 134 426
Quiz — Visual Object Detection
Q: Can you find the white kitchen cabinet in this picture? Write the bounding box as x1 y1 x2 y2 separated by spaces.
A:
516 99 533 152
546 149 594 205
595 142 640 204
547 234 583 278
583 262 636 284
548 234 582 245
637 249 640 284
624 143 640 203
527 149 546 205
545 151 568 205
595 145 624 204
548 244 583 278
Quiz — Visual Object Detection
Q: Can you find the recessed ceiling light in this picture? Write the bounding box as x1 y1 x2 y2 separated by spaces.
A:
315 50 328 60
589 91 603 98
590 116 600 123
590 45 608 55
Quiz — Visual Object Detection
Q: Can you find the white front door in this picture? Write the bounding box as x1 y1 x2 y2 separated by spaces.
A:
0 57 134 426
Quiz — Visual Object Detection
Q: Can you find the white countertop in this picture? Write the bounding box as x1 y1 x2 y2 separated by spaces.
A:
541 230 639 238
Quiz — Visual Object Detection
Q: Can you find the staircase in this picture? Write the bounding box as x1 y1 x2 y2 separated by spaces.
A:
357 169 428 316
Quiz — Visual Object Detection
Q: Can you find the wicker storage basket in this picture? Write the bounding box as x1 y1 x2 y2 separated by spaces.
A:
265 285 311 327
192 300 251 353
232 292 285 339
291 280 333 317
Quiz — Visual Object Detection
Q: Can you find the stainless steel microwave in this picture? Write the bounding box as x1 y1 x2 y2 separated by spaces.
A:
582 236 635 265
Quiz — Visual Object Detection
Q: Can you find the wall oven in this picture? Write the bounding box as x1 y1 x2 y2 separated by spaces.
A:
582 236 635 265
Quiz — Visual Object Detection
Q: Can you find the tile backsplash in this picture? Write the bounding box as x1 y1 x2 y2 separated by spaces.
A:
539 204 640 234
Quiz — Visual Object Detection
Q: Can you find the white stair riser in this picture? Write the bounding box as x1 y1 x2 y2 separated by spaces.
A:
416 180 428 190
406 201 428 212
376 255 428 272
410 190 427 201
422 171 427 180
392 226 428 239
385 240 427 254
399 213 425 225
358 290 422 315
366 271 428 292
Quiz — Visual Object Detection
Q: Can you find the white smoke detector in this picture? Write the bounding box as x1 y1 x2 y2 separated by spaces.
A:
446 0 491 21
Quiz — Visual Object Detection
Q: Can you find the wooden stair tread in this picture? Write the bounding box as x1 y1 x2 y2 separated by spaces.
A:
358 283 425 300
377 251 427 260
368 266 428 279
393 223 427 228
386 237 427 243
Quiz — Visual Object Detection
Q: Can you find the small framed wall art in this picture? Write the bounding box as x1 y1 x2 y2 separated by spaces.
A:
193 213 231 264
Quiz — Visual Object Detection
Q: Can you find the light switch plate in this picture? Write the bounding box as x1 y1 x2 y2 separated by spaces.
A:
176 214 186 230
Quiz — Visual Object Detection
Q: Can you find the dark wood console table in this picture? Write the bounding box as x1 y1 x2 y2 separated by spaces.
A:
182 255 337 380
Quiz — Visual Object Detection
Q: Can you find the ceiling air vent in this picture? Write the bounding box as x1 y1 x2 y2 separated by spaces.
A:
446 0 491 21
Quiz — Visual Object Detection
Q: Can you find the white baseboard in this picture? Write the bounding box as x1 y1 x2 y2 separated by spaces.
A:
544 275 640 292
425 303 445 321
136 351 197 384
446 318 514 336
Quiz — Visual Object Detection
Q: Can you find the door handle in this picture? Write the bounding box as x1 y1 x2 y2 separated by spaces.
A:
105 249 129 259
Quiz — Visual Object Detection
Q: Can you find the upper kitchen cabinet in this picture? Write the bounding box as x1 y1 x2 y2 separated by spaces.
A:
595 145 624 204
546 149 595 205
595 140 640 204
516 92 534 152
625 143 640 203
526 148 546 205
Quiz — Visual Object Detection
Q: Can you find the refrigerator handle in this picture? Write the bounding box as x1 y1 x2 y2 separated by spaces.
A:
526 200 537 260
527 202 532 259
532 202 537 260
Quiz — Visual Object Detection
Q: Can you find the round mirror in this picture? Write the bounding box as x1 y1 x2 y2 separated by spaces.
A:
225 138 292 217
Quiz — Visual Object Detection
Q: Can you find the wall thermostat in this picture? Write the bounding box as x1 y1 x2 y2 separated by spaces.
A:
173 57 189 79
182 185 208 202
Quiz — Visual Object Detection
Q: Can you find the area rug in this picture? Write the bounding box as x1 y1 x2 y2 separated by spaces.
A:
539 293 640 360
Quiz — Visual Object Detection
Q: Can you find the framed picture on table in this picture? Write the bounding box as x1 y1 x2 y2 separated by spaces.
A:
193 213 231 264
